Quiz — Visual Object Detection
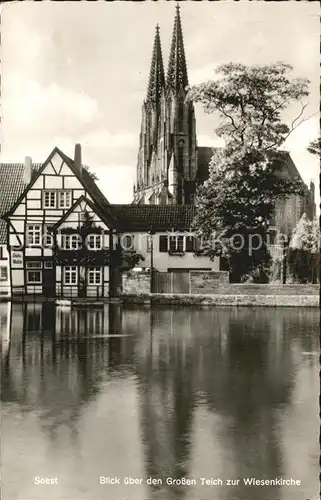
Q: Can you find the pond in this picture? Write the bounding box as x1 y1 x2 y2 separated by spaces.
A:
0 302 319 500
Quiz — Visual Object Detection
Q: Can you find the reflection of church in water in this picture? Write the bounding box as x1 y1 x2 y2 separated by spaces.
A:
133 307 307 498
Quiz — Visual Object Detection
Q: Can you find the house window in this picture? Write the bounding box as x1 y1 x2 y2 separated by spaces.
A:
186 236 198 252
61 234 81 250
159 235 168 252
43 191 56 208
27 270 42 284
27 224 42 246
43 225 54 247
26 261 42 269
58 191 72 209
177 236 184 252
169 236 176 252
88 267 102 285
87 234 103 250
44 261 53 269
64 266 77 285
0 266 8 281
169 235 184 253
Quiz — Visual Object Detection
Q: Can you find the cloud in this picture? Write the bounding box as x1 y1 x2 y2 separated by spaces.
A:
94 165 135 204
189 63 220 85
284 116 319 152
3 78 99 131
197 134 224 147
80 129 137 150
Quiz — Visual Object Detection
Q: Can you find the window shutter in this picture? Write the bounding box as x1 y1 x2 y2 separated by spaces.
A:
186 236 194 252
159 235 168 252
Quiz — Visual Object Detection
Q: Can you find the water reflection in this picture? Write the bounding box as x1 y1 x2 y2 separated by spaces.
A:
1 303 319 500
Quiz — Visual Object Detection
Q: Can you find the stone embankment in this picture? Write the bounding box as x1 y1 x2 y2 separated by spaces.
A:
121 289 319 307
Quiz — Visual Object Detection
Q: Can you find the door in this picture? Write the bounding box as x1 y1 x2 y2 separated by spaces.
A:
43 262 56 297
168 269 190 294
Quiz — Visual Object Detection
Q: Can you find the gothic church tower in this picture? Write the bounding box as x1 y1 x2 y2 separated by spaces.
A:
133 5 198 205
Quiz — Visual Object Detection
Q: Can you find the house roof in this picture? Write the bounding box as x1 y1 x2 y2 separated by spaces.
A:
3 147 110 219
50 195 119 231
58 149 110 210
106 204 197 232
0 162 42 244
197 147 307 186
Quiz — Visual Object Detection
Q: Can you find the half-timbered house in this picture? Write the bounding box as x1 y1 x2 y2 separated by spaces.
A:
50 195 117 298
0 162 42 297
2 145 114 298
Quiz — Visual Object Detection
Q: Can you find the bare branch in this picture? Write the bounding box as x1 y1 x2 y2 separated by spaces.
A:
216 105 239 131
289 101 308 131
265 104 316 151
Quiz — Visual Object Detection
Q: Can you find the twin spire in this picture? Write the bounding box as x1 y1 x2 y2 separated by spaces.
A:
146 25 165 104
146 4 188 105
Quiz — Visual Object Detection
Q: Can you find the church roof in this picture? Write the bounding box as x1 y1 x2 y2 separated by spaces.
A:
107 204 196 232
197 147 216 182
196 147 307 187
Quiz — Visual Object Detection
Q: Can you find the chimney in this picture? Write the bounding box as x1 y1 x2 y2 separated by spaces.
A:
74 143 82 176
24 156 32 185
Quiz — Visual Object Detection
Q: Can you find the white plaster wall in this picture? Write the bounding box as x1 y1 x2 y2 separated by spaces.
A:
123 232 219 272
44 176 63 189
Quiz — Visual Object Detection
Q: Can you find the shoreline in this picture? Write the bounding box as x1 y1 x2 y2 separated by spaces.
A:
1 292 319 307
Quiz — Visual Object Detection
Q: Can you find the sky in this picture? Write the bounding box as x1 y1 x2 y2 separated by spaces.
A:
1 0 320 206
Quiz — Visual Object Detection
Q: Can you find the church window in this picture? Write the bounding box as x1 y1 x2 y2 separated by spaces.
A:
178 102 184 131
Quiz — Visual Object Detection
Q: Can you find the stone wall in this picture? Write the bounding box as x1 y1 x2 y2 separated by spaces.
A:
123 270 151 295
121 292 319 307
190 272 319 296
190 271 229 294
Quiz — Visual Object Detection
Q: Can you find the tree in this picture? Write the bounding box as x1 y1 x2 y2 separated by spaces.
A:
83 165 98 181
187 63 310 282
307 137 321 156
288 214 320 283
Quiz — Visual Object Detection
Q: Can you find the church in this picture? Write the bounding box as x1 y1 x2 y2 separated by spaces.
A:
133 5 315 235
133 5 208 206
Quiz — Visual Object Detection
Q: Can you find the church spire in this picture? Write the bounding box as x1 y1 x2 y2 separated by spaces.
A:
166 4 189 94
146 24 165 106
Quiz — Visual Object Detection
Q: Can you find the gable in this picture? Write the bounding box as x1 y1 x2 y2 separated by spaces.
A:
8 150 84 217
52 196 116 232
58 203 111 232
4 146 110 219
